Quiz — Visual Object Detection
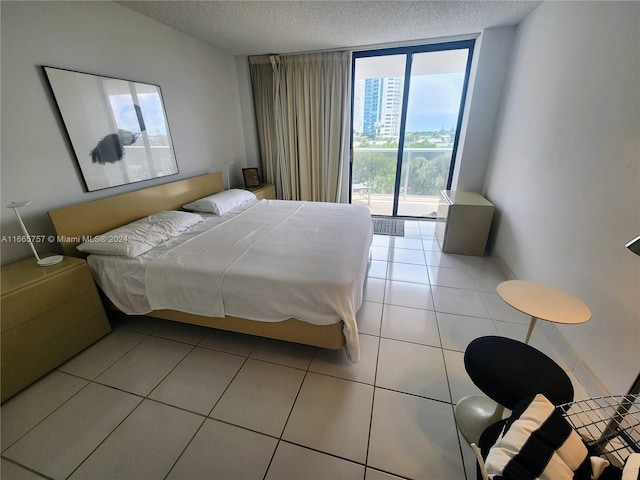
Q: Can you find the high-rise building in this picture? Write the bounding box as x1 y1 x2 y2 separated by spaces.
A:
362 78 382 138
354 77 404 139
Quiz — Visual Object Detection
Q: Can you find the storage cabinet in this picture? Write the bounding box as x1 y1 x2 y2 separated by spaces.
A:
247 184 276 200
1 256 111 401
436 190 495 256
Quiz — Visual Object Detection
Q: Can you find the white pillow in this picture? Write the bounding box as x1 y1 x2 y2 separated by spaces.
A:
182 189 256 215
484 394 609 480
146 210 204 236
77 211 203 257
623 453 640 480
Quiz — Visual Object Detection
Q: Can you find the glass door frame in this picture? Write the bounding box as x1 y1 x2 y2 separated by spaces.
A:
349 39 476 217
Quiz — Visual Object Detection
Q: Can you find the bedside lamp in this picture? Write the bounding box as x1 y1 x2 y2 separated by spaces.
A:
6 201 63 266
226 161 236 190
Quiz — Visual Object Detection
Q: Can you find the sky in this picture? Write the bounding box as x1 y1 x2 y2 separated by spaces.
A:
405 73 465 132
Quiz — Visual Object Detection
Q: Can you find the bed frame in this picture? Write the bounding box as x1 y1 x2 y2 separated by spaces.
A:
48 172 346 350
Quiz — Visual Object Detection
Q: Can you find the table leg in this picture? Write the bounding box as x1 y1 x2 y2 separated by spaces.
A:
525 316 538 344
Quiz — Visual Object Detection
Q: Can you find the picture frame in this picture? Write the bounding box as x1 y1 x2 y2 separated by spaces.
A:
242 168 261 188
42 66 178 192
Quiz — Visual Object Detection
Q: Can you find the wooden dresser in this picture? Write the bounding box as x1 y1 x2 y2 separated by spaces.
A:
247 184 276 200
1 256 111 402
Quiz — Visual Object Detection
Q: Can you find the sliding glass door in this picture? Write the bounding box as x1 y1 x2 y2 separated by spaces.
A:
350 40 474 218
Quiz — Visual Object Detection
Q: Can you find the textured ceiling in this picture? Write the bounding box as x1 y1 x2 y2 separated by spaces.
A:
116 1 541 56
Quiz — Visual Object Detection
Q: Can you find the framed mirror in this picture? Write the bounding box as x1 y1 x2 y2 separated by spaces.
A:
43 66 178 191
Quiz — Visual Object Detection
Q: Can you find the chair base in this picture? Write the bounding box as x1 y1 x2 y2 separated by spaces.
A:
455 395 505 445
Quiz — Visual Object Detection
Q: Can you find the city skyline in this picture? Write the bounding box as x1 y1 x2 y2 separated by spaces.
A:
353 72 465 136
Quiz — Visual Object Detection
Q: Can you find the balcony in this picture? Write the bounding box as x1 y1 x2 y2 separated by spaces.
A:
351 147 453 217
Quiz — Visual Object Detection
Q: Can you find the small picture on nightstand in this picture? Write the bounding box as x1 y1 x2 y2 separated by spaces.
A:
242 168 261 188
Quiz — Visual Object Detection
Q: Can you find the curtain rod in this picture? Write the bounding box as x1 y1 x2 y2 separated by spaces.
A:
250 32 480 58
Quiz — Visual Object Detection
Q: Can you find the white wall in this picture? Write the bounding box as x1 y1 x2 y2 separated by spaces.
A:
484 1 640 394
1 1 248 265
453 26 516 193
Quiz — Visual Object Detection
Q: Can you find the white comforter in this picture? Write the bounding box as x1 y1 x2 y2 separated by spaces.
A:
90 200 372 362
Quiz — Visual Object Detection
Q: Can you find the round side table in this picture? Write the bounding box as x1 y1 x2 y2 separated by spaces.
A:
497 280 591 343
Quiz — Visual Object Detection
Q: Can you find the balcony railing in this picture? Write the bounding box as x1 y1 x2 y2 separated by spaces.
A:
351 147 453 217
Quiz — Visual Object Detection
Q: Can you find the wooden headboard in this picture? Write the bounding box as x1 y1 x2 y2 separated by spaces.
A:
48 172 224 257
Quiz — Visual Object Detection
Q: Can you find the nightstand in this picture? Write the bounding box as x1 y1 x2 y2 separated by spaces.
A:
1 256 111 402
246 184 276 200
436 190 494 256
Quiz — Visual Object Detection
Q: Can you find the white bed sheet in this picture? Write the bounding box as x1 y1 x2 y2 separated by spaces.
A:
87 199 372 362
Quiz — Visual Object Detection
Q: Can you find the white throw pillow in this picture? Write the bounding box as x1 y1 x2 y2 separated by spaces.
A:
484 394 609 480
182 189 257 215
77 211 203 257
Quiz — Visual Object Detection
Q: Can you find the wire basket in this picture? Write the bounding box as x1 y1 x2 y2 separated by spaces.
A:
558 394 640 468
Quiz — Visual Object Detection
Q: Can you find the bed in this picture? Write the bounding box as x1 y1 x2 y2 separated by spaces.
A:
48 172 372 362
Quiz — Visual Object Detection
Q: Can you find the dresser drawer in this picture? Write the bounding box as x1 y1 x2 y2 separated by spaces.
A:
1 313 110 401
0 256 111 402
1 263 95 332
1 289 105 367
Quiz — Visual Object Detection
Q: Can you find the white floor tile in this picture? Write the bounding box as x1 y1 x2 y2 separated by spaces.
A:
371 235 391 247
149 347 245 415
69 400 203 480
437 312 498 353
283 372 374 463
367 259 389 279
432 286 490 318
151 320 210 345
1 458 45 480
442 349 485 404
492 319 528 340
424 251 468 269
387 236 424 250
365 467 406 479
363 277 386 303
266 441 364 480
428 265 476 290
211 359 305 437
381 304 440 347
368 388 465 479
59 328 146 380
468 267 506 293
1 371 88 450
387 262 429 284
168 419 277 480
250 337 316 370
95 336 193 396
357 301 383 336
480 291 530 324
387 247 426 265
370 245 390 261
376 338 449 401
422 237 442 252
309 333 379 384
384 280 433 310
4 383 141 479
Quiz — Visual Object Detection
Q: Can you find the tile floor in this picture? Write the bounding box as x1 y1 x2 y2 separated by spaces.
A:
1 220 589 480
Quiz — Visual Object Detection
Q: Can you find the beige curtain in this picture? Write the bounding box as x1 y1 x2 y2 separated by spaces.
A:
249 51 351 202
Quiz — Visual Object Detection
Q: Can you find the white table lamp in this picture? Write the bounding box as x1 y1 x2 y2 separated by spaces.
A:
226 161 236 190
6 201 63 266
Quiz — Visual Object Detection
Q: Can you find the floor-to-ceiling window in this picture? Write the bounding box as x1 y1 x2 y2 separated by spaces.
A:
350 40 474 218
